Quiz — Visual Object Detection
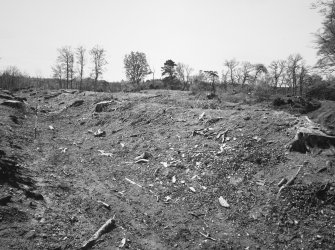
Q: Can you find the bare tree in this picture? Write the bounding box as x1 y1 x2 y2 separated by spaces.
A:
253 63 268 84
287 54 303 95
185 65 194 86
174 63 187 90
221 69 229 90
52 64 63 88
298 64 309 96
224 59 239 85
69 53 75 89
76 46 86 91
312 0 335 73
238 61 254 87
0 66 22 90
269 60 286 90
56 46 74 89
90 45 108 91
176 63 186 83
175 63 194 90
191 70 206 88
124 51 150 90
204 70 219 94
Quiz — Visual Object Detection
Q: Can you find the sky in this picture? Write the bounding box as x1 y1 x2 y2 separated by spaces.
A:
0 0 324 81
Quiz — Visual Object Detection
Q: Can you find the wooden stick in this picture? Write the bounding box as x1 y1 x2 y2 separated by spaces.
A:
125 178 142 188
80 218 116 250
277 165 302 199
198 231 217 241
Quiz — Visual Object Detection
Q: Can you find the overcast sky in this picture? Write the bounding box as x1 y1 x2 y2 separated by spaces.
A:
0 0 323 81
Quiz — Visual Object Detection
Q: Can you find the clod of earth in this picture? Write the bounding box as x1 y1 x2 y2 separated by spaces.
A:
218 196 230 208
24 190 44 200
95 100 115 112
69 99 84 107
134 151 151 160
1 100 25 109
0 195 12 206
94 129 106 137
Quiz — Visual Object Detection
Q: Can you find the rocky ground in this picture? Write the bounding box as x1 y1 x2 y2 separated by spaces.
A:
0 88 334 250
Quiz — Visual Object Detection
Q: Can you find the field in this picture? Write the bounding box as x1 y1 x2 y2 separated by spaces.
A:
0 88 334 250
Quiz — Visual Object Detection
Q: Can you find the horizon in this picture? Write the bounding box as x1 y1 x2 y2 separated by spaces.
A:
0 0 323 81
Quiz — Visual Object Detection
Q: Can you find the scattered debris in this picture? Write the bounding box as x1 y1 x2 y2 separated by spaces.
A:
44 92 61 100
98 150 113 157
277 165 303 199
206 117 223 124
277 178 288 187
24 190 44 201
80 217 116 250
199 112 206 120
164 196 172 202
218 196 230 208
95 100 116 112
119 238 127 248
125 178 142 188
160 162 168 168
192 127 216 139
59 147 67 153
252 136 262 142
0 195 12 206
135 159 149 164
1 100 25 109
69 100 84 108
216 143 226 155
316 166 327 173
135 152 151 161
256 179 266 186
217 129 229 143
97 200 111 210
199 231 217 241
94 129 106 137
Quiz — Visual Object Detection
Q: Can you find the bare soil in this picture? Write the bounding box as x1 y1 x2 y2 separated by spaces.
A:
0 89 334 250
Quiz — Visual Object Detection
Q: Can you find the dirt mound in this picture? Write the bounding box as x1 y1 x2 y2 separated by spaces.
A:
309 101 335 132
0 89 334 249
273 96 321 114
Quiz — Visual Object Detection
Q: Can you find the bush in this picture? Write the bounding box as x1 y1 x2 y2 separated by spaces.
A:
253 82 272 102
190 81 212 95
272 97 286 106
140 80 164 90
162 78 183 90
306 82 335 101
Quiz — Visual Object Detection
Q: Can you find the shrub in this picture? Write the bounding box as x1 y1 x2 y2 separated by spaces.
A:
272 97 286 106
306 82 335 101
190 81 212 95
253 82 272 102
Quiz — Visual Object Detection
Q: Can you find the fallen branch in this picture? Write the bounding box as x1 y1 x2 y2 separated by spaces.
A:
0 195 12 206
217 129 229 143
80 217 116 250
125 178 142 188
97 200 111 210
199 231 217 241
135 159 149 164
277 165 302 199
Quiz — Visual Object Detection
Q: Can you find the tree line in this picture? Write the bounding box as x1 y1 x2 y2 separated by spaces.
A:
52 45 107 91
1 0 335 99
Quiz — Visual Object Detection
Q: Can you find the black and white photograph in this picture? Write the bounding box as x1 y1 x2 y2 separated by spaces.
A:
0 0 335 249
